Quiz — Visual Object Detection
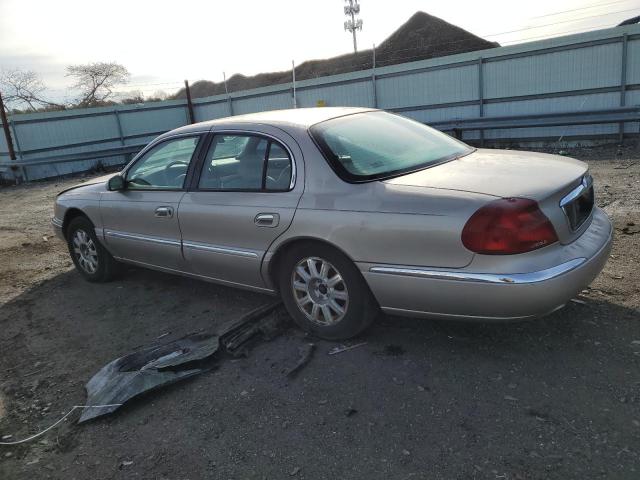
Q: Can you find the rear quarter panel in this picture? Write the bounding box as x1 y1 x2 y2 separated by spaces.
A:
262 129 492 285
289 181 486 268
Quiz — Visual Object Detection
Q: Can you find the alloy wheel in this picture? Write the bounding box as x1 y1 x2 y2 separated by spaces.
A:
291 256 349 326
72 229 99 274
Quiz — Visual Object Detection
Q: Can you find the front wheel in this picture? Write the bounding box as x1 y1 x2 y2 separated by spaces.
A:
278 243 378 340
66 216 119 282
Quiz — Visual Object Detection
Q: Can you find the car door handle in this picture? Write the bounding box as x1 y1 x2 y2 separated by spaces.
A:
254 213 279 227
155 206 174 218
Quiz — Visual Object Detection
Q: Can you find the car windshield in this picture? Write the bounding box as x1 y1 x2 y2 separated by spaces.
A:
310 111 473 182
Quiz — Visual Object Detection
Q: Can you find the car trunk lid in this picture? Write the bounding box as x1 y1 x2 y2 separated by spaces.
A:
384 148 592 244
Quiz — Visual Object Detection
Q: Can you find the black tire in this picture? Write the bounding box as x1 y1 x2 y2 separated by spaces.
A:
66 216 119 282
278 242 378 340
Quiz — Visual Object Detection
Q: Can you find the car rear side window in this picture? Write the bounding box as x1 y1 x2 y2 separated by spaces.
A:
198 134 292 191
265 143 292 190
310 111 473 182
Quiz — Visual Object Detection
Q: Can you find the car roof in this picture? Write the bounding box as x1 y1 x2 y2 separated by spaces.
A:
165 107 375 136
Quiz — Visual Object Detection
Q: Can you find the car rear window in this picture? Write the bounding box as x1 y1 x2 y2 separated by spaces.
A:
309 111 473 182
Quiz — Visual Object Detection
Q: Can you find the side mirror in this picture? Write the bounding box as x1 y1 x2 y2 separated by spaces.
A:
107 175 125 191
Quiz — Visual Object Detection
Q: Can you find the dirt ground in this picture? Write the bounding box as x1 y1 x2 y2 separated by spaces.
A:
0 144 639 480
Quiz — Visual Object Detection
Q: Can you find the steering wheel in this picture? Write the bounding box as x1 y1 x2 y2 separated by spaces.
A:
127 176 151 186
164 160 189 186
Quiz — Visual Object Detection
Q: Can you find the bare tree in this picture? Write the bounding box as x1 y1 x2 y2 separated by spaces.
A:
66 62 130 107
151 90 168 101
0 69 60 111
118 90 145 104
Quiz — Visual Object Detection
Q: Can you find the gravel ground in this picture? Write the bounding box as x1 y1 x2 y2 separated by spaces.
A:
0 145 639 480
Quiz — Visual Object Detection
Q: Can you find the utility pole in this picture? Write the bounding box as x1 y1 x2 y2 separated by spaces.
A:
344 0 363 54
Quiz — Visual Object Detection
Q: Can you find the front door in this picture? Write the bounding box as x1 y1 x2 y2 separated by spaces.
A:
178 129 303 289
100 134 202 271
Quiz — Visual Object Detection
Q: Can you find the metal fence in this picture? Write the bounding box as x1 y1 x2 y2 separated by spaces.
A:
1 23 639 182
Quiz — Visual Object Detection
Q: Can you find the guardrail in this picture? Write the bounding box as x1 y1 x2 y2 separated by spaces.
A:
2 106 637 180
431 106 640 142
0 145 145 168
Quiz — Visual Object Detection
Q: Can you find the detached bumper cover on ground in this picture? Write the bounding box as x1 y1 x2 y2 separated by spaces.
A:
79 334 219 423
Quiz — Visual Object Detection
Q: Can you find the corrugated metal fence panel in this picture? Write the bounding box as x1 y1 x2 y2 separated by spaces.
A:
0 125 8 153
232 90 292 115
15 112 120 158
297 79 373 108
193 100 230 122
377 63 479 109
626 90 640 134
627 38 640 84
118 104 186 138
483 42 623 98
402 105 479 124
1 23 639 181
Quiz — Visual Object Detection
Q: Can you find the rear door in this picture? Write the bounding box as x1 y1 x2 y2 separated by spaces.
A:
100 134 203 270
178 128 304 289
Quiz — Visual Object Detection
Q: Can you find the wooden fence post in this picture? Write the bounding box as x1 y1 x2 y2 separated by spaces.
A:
0 91 16 161
184 80 196 124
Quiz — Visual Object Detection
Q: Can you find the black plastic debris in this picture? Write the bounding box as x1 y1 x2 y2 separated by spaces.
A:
220 302 284 357
79 333 219 423
79 303 287 423
285 343 316 378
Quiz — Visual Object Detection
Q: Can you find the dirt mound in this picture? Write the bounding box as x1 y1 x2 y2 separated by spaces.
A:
175 11 498 99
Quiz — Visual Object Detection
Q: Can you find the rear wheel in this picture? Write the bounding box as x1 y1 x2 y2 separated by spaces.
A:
278 243 378 340
66 216 119 282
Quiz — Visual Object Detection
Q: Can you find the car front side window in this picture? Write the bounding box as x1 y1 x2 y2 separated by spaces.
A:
126 136 200 189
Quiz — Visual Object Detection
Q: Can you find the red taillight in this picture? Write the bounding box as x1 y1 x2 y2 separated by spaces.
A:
462 198 558 255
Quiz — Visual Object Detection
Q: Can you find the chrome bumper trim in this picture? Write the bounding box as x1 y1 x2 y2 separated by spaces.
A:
51 217 63 229
183 240 259 258
560 174 594 232
560 174 592 208
104 229 181 247
369 257 587 285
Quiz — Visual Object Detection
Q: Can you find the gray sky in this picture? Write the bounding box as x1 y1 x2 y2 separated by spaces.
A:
1 0 639 102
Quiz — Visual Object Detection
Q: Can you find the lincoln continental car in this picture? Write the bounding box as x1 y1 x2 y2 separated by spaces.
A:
52 107 612 339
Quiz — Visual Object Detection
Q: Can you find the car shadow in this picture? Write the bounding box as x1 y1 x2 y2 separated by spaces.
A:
1 265 638 368
2 267 640 479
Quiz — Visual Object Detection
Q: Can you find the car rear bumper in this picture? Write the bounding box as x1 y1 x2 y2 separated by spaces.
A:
361 207 613 321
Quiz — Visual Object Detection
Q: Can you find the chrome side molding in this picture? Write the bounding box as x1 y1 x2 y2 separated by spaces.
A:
104 229 181 247
103 229 259 258
183 240 259 258
369 258 587 284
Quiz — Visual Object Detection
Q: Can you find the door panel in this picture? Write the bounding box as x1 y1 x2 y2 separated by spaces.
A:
100 190 185 269
179 191 300 287
100 135 201 270
178 128 304 288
